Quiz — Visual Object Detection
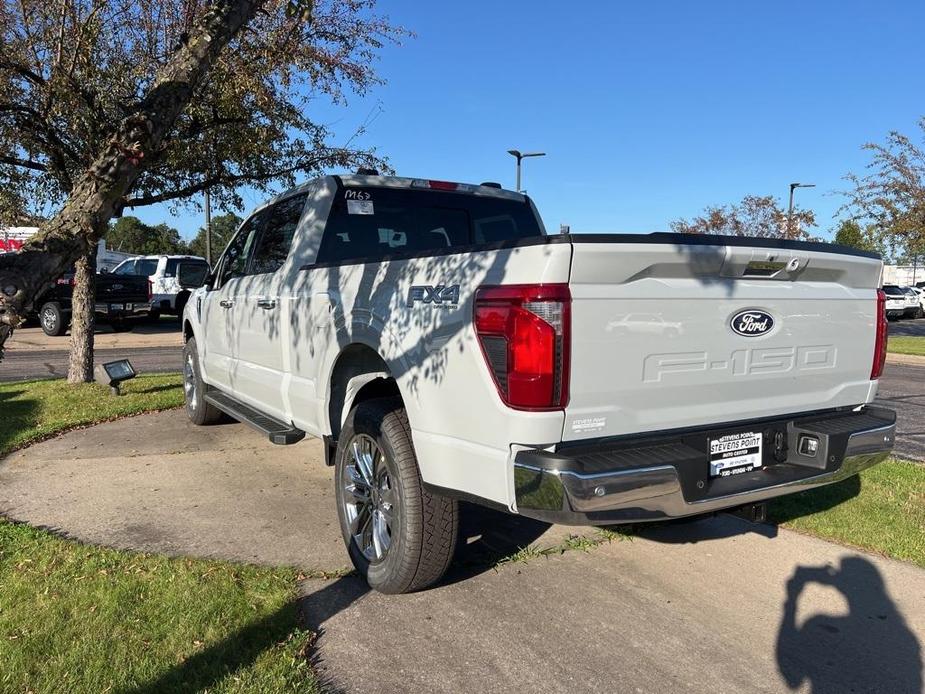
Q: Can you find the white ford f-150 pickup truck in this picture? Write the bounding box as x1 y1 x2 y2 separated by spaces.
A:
179 173 895 594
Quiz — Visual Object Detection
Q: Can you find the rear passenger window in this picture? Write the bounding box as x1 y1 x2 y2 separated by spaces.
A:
250 193 307 275
317 187 541 264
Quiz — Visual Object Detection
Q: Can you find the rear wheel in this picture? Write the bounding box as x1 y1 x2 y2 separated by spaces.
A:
183 336 223 425
110 319 133 332
335 397 458 594
39 302 67 336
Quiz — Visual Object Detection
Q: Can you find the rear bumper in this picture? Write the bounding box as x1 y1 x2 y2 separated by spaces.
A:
94 301 151 318
513 406 895 525
151 293 177 311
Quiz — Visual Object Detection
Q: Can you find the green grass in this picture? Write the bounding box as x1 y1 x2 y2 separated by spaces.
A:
0 519 317 693
769 459 925 568
887 335 925 356
495 528 631 567
0 374 184 456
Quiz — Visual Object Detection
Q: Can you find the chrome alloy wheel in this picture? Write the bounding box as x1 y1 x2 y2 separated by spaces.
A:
183 351 198 411
342 434 395 562
41 306 57 333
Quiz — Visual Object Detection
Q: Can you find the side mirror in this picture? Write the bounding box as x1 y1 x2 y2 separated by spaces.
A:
177 262 210 289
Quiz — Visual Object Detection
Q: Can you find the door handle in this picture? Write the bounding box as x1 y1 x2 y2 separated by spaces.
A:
219 299 234 309
256 298 277 310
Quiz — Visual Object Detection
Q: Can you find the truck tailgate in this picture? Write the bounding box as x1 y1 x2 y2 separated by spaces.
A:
563 235 883 442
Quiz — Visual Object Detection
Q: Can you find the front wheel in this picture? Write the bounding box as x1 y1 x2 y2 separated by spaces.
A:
335 397 458 594
110 318 133 332
183 337 223 425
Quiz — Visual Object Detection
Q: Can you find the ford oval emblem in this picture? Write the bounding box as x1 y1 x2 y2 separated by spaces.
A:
730 309 774 337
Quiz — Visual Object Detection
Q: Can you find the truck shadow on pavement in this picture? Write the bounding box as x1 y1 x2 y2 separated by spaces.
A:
296 502 554 691
776 557 923 694
628 474 863 546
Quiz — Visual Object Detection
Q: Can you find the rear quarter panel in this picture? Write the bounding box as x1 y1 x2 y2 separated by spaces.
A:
284 239 572 506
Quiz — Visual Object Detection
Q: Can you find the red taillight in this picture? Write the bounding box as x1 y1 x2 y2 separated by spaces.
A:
871 289 888 379
474 284 570 410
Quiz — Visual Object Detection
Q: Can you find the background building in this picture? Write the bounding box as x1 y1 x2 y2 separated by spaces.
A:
1 227 135 271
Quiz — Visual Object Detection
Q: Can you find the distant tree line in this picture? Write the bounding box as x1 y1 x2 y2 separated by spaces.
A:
106 213 242 259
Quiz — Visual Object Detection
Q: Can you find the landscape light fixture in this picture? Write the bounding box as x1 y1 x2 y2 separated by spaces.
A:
507 150 546 192
787 182 816 236
94 359 136 395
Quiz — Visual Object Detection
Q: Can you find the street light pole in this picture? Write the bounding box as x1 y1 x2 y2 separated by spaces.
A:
204 188 212 267
507 149 546 192
787 182 816 237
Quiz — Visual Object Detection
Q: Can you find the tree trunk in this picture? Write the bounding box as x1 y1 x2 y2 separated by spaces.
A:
67 246 96 383
0 0 264 362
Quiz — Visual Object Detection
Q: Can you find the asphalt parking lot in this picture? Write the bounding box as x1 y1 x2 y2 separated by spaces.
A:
0 319 182 381
891 318 925 337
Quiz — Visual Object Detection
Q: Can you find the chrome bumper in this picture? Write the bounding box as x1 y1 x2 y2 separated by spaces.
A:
513 407 896 525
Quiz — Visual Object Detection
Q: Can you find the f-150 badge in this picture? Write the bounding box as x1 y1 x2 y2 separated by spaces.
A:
407 285 460 307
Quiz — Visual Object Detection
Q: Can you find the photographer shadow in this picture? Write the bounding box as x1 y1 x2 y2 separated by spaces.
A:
776 557 922 693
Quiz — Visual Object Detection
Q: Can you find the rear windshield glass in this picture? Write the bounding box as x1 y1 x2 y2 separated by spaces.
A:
317 186 542 264
165 258 208 277
883 286 904 295
113 259 158 276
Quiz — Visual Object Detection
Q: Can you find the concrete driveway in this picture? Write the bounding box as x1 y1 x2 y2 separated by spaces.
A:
1 411 923 693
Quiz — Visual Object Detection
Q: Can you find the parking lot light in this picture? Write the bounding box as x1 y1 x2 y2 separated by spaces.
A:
787 182 816 237
507 150 546 192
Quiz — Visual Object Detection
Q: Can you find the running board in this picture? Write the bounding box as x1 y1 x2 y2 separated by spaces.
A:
204 391 305 445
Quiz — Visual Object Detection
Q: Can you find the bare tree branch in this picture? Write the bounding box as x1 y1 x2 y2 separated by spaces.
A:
0 154 48 172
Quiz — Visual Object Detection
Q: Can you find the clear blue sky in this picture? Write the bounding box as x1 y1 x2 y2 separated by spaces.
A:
137 0 925 242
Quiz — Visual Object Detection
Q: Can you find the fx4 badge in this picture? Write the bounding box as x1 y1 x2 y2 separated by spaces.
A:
407 285 460 308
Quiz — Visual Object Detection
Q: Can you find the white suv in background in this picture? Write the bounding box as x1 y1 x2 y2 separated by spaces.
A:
883 285 909 319
111 255 210 319
908 286 925 318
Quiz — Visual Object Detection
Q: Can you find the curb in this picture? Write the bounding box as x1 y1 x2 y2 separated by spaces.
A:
886 352 925 367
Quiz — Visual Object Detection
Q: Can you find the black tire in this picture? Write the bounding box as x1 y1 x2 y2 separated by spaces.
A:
183 336 223 425
39 301 68 336
147 309 162 322
335 397 458 594
110 319 133 332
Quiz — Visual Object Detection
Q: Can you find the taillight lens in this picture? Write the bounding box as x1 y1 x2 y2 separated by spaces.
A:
871 289 888 379
474 284 570 410
148 279 153 302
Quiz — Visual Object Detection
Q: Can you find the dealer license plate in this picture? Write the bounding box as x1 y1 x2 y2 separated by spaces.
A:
709 432 763 477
